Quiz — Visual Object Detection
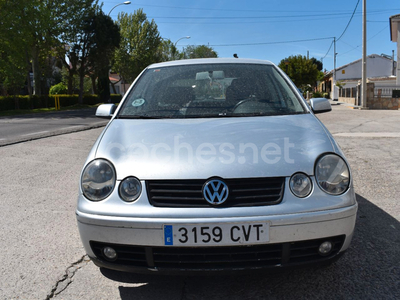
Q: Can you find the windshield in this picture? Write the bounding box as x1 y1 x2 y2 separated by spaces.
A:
117 63 306 119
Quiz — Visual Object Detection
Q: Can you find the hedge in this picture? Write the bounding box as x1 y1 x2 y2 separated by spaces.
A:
0 94 122 111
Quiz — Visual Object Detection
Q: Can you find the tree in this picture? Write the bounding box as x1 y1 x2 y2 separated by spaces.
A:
278 55 320 89
183 45 218 59
57 1 98 95
68 7 120 103
86 12 120 102
0 0 97 96
158 39 180 61
0 0 32 96
28 0 97 96
114 9 162 84
310 58 323 71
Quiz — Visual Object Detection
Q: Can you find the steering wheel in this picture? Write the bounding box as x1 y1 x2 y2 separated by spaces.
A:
231 98 259 112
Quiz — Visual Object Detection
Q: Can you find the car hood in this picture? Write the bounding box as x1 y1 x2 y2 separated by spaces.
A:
95 114 335 180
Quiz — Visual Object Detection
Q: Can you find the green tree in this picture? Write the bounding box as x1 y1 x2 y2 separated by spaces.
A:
87 12 120 102
183 45 218 59
0 0 96 96
114 9 162 83
57 1 98 95
310 57 323 71
278 55 320 89
158 39 180 61
70 7 120 103
0 0 32 96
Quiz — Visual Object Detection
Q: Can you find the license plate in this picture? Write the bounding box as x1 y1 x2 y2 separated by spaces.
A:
164 222 269 246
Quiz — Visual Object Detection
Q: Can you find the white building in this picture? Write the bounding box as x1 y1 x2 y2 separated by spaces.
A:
320 54 397 99
390 14 400 85
334 54 396 90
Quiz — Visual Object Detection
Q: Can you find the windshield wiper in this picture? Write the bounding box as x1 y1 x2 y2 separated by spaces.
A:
116 115 172 119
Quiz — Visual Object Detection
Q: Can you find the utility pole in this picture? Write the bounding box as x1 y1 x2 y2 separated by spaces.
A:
333 37 337 101
361 0 367 108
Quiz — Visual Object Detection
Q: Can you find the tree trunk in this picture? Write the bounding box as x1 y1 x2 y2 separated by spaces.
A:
25 51 32 97
79 65 84 104
97 68 110 103
31 46 41 96
68 73 73 95
91 75 97 95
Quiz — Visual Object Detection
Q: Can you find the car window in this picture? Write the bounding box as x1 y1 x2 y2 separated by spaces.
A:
118 63 306 119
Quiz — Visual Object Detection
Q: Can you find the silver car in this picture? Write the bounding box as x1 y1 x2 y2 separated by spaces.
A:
76 58 357 274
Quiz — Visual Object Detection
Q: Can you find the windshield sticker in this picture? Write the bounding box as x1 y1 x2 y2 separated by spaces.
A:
132 98 146 107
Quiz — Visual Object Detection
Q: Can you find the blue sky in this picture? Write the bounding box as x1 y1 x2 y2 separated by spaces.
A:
102 0 399 72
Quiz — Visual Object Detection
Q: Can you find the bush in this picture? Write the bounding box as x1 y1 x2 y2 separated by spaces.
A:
49 83 68 95
82 94 99 105
323 92 330 99
0 93 121 112
49 94 80 107
312 91 323 98
0 96 18 110
110 94 122 103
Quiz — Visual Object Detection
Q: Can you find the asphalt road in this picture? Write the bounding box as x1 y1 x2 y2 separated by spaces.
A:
0 108 108 147
0 103 399 299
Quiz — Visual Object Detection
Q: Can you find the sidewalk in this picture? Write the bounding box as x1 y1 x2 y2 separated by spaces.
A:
329 100 366 110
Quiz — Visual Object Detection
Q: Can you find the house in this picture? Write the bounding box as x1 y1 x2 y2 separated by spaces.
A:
390 14 400 85
109 73 130 96
319 54 397 101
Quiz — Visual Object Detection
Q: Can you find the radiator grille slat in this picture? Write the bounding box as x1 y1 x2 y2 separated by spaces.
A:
146 177 285 207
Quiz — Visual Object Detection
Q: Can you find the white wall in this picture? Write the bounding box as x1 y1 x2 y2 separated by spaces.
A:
335 55 394 81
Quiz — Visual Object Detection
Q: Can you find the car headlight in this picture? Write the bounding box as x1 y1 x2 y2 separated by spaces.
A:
290 173 312 198
315 154 350 195
119 177 142 202
81 159 116 201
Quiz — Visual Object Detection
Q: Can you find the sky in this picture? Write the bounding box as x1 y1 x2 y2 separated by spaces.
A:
102 0 400 72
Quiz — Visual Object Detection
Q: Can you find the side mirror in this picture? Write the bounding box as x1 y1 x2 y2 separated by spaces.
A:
95 104 116 119
310 98 331 114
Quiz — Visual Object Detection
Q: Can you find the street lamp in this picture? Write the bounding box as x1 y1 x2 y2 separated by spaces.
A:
174 36 190 47
108 1 131 16
173 36 190 60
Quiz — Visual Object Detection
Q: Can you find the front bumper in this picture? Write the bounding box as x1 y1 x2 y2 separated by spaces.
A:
76 203 357 273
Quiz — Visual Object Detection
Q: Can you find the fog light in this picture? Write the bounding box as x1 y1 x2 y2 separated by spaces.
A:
318 241 333 256
103 247 117 261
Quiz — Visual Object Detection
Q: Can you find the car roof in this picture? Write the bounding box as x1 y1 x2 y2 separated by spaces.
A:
147 58 274 69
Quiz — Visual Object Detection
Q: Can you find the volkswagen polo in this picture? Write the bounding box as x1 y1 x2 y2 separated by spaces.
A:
76 58 357 274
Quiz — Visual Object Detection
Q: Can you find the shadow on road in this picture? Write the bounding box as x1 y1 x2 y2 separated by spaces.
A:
100 194 400 299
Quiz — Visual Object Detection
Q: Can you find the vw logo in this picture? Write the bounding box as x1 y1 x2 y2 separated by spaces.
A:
203 179 229 205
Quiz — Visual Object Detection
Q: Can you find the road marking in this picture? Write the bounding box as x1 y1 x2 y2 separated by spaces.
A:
21 131 50 137
333 132 400 138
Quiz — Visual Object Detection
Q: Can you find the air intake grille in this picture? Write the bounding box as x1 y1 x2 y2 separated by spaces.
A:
146 177 285 207
90 235 345 271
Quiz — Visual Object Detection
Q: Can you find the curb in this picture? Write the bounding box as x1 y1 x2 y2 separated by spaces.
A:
0 121 108 148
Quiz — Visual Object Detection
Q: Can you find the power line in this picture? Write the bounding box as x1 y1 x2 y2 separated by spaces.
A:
109 0 398 16
338 25 389 56
337 0 361 41
320 0 360 66
322 40 334 60
207 37 334 47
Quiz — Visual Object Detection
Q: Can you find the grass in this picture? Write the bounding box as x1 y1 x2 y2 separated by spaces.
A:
0 103 102 117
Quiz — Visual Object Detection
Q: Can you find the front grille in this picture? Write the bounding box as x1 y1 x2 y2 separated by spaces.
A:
90 235 345 271
146 177 285 207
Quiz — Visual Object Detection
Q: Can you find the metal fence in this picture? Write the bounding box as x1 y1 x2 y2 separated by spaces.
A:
339 87 357 98
374 86 399 97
